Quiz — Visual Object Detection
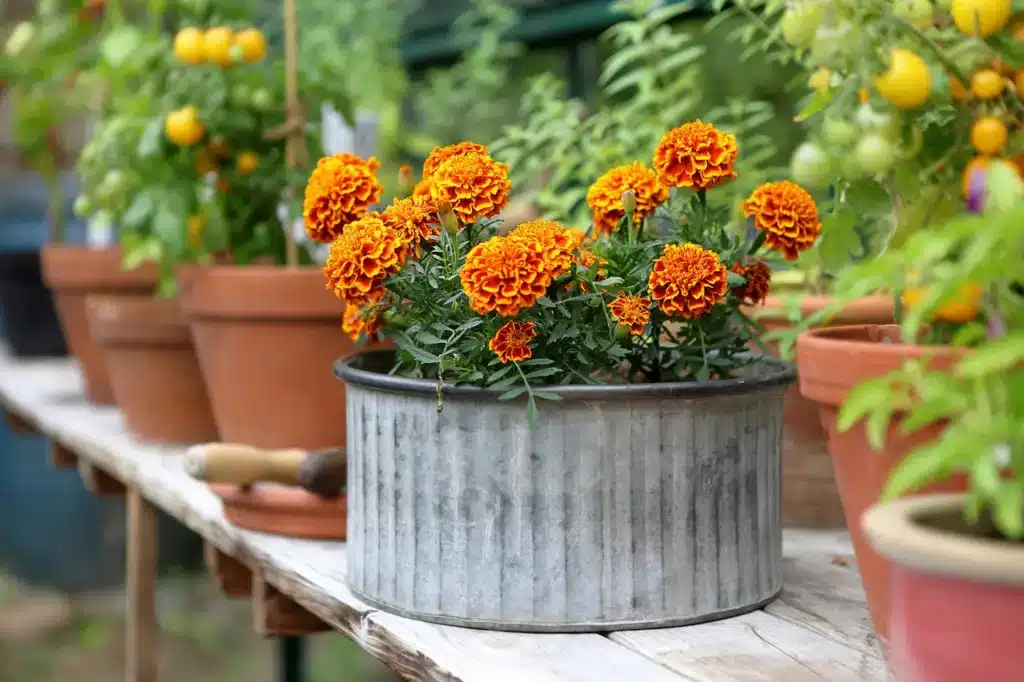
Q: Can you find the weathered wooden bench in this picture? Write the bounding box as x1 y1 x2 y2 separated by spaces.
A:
0 346 889 682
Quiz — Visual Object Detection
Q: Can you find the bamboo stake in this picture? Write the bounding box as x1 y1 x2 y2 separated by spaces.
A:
282 0 307 267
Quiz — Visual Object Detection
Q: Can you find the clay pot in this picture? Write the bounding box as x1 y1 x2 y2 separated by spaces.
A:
796 324 965 643
85 295 218 444
863 494 1024 681
41 244 157 404
180 265 356 450
750 295 894 529
210 484 347 540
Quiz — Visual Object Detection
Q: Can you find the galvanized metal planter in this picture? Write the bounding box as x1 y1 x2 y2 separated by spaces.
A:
335 349 795 633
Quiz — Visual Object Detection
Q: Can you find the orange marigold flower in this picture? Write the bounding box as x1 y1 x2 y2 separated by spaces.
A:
460 235 550 317
323 215 409 304
653 120 738 191
609 294 652 336
741 181 822 261
586 162 669 236
341 303 383 342
648 243 729 319
381 196 438 245
303 153 384 243
422 141 489 179
731 261 772 305
489 320 536 364
508 219 578 278
430 152 511 225
413 177 434 204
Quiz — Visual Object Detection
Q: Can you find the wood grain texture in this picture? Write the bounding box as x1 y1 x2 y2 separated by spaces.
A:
346 381 785 631
127 490 158 682
0 348 887 682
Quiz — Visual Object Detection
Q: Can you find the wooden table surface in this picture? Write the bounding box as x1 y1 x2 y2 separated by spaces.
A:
0 349 889 681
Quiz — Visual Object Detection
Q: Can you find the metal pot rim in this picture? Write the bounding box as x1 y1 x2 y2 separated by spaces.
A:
334 349 795 400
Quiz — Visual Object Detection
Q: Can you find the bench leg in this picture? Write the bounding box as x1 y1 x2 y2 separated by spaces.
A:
127 490 158 682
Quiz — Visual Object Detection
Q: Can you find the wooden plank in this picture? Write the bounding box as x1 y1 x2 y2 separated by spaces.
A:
204 542 253 598
252 574 330 636
79 459 126 497
50 440 78 469
127 490 159 682
3 405 36 434
0 347 889 682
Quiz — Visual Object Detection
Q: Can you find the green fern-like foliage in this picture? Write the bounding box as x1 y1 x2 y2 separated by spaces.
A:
491 0 790 228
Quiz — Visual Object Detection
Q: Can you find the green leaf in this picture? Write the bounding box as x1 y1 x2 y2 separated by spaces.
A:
794 86 834 122
837 376 895 432
955 333 1024 379
971 453 1001 498
101 27 144 67
523 358 555 366
533 391 563 401
121 193 154 230
498 387 527 401
415 331 446 346
526 367 561 379
994 483 1024 540
487 364 515 384
882 439 963 500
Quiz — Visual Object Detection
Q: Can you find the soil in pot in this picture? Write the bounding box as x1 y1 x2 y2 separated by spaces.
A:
41 244 157 404
751 294 894 529
796 324 966 643
210 484 347 540
863 494 1024 682
180 265 362 450
335 348 795 632
85 294 218 444
0 250 67 358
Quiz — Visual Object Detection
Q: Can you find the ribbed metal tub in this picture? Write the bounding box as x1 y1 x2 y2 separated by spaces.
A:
335 349 795 632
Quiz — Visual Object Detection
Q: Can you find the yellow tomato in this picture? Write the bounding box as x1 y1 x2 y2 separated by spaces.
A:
951 0 1012 36
858 88 870 103
173 27 205 65
188 215 205 248
901 282 984 323
203 27 235 67
971 116 1008 154
949 76 971 100
234 28 266 63
970 69 1005 98
236 151 259 174
875 49 932 109
165 106 204 146
808 67 832 91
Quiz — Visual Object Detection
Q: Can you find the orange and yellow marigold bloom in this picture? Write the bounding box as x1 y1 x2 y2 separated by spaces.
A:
648 243 729 319
323 215 409 305
489 320 536 364
460 235 551 317
430 152 511 225
741 181 821 261
586 162 668 235
508 219 578 279
609 294 652 336
381 196 438 246
653 120 738 191
341 302 383 341
303 153 384 243
731 261 772 306
422 141 489 179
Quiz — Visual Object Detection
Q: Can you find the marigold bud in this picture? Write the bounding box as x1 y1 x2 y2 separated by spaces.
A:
621 189 637 221
398 164 414 197
437 198 459 234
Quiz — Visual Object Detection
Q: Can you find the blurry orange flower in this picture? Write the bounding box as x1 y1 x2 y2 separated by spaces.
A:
741 181 821 261
508 219 578 278
648 243 729 318
430 153 511 224
341 303 382 341
586 162 668 235
653 121 738 191
303 153 384 243
609 294 652 335
572 247 607 293
460 236 550 317
489 320 536 364
323 215 409 304
413 177 434 204
422 141 489 179
381 196 438 246
731 261 772 305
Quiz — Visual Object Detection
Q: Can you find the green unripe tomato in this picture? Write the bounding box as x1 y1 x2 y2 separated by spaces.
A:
854 103 901 141
73 195 93 218
230 84 251 108
781 3 823 50
839 153 868 181
5 22 35 58
614 324 631 341
810 22 858 65
855 134 895 175
250 88 273 111
821 117 858 148
790 142 834 189
893 0 933 25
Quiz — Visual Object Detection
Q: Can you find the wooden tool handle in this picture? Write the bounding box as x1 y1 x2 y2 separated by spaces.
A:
184 443 308 486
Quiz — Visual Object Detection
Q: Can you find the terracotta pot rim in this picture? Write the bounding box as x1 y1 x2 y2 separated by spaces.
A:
180 264 342 321
748 294 894 324
336 348 796 400
797 324 967 357
41 243 158 290
863 493 1024 586
86 294 191 347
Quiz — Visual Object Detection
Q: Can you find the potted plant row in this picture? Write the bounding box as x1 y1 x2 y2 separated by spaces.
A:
745 0 1024 660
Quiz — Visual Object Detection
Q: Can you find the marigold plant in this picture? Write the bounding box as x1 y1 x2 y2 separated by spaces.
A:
307 121 821 421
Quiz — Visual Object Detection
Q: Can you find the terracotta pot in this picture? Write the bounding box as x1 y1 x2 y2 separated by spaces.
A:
210 484 347 540
180 265 357 450
85 294 218 444
41 244 157 404
863 494 1024 681
750 295 894 529
796 324 965 643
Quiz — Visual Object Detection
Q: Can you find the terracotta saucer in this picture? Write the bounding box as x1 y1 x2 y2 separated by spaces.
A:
210 484 347 540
